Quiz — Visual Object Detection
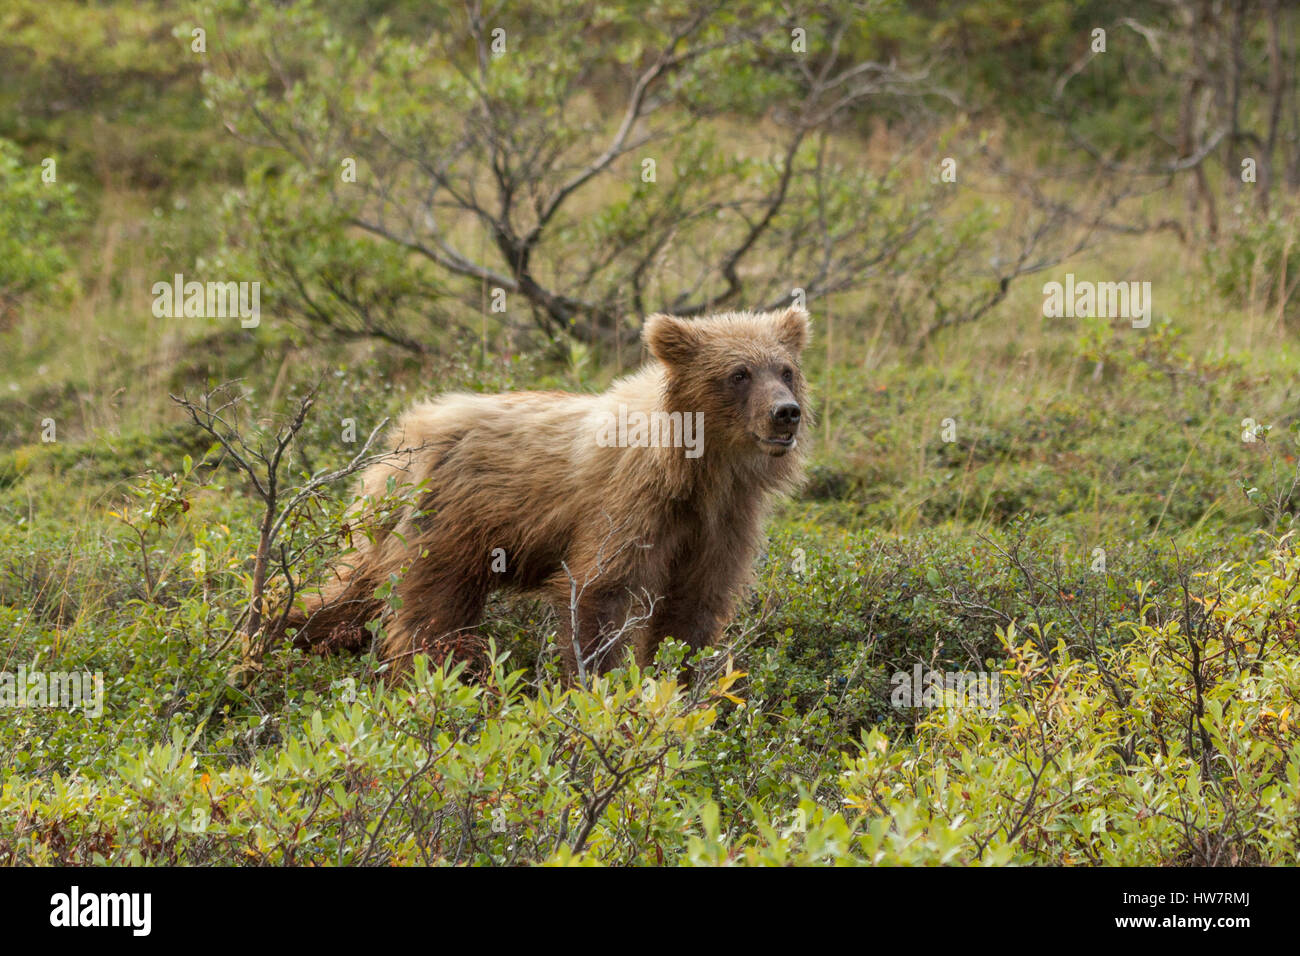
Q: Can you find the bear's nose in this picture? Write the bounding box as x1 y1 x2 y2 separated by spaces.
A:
772 403 801 427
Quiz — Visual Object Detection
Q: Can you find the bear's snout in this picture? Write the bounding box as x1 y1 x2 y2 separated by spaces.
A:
771 402 801 429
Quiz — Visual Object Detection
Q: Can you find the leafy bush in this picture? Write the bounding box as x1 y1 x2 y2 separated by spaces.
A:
1206 203 1300 323
5 483 1298 865
0 137 79 324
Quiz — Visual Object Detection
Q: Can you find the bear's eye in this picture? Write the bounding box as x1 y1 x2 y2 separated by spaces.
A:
781 367 794 384
730 368 750 386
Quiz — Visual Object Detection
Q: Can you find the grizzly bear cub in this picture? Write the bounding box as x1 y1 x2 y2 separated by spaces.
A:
282 307 811 679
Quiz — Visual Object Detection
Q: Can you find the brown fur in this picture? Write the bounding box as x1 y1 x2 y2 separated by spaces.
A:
279 307 812 679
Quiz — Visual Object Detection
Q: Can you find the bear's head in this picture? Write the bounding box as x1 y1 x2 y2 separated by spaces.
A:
643 306 812 460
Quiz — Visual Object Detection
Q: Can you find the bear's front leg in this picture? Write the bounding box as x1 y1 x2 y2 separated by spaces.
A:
638 509 763 672
554 587 640 680
640 577 736 669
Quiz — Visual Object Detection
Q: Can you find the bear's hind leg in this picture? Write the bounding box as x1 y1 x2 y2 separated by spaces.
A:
379 562 492 679
277 560 385 656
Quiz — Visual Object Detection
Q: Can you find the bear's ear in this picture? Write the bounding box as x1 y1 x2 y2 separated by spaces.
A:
643 313 700 367
774 305 811 354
